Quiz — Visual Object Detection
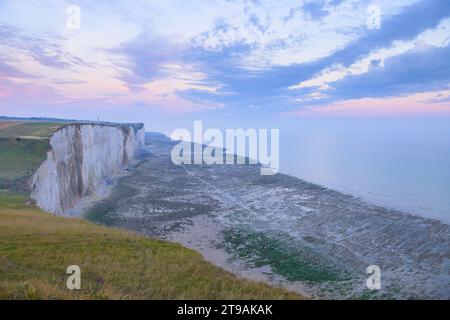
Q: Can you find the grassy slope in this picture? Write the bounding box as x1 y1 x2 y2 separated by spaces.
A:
0 121 64 139
0 121 64 189
0 194 302 300
0 138 49 180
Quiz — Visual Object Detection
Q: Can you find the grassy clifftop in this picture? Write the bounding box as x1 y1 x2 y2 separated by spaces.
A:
0 120 142 184
0 121 64 139
0 194 302 299
0 121 64 191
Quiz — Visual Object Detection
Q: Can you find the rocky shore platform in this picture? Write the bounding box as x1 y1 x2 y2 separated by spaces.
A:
85 133 450 299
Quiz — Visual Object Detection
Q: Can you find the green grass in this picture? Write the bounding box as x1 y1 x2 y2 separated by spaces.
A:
0 121 64 139
0 191 29 209
0 121 64 188
0 194 304 300
0 138 50 181
0 121 64 184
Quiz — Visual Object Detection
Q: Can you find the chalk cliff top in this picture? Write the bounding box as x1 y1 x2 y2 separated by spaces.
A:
0 119 144 187
0 119 144 139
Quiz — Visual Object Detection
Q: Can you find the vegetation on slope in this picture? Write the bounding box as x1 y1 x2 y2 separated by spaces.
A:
0 121 64 139
0 138 49 181
0 121 64 192
0 194 303 300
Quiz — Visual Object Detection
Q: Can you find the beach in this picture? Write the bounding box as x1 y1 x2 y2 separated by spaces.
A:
84 133 450 299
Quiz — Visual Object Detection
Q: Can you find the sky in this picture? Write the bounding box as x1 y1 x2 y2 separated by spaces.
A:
1 0 450 132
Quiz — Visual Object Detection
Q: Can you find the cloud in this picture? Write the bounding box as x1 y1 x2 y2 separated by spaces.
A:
184 2 445 90
316 0 450 67
0 78 66 107
112 34 186 85
290 17 450 91
0 23 92 69
0 60 40 80
287 41 450 110
284 90 450 117
107 32 224 111
0 18 221 112
301 0 329 19
1 0 450 117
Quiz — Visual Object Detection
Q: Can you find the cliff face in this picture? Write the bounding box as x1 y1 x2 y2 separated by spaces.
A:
31 123 145 214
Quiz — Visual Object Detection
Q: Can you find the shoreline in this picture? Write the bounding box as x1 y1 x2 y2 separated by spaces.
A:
264 168 450 227
277 169 450 226
80 136 450 299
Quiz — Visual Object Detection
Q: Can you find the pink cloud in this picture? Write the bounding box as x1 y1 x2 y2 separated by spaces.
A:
284 91 450 117
0 79 66 106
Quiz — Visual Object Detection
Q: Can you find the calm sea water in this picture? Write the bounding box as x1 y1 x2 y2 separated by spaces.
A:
279 118 450 224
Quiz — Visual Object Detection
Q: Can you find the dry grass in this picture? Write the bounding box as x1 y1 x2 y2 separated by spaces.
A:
0 196 304 300
0 121 24 130
0 121 64 139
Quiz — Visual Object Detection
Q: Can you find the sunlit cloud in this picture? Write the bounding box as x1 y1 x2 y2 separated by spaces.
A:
285 90 450 117
0 0 449 117
289 18 450 90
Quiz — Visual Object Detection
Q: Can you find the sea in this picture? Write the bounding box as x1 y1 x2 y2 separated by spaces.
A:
279 117 450 224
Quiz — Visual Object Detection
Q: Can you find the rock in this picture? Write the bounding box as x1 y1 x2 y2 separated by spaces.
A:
30 123 145 214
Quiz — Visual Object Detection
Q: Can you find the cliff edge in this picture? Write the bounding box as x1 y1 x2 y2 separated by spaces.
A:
30 123 145 214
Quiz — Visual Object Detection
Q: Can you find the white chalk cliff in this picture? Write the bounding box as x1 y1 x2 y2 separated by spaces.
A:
31 123 145 214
